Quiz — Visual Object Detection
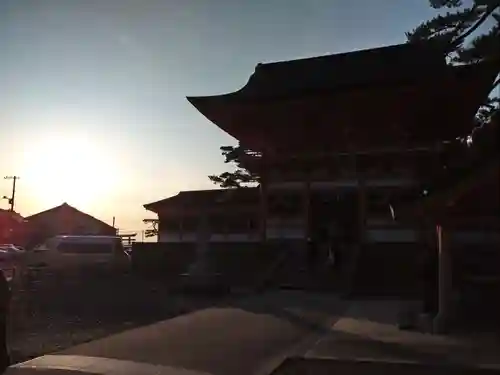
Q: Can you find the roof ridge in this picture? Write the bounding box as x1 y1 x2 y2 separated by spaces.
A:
65 204 115 230
25 203 115 230
25 202 66 219
255 41 441 68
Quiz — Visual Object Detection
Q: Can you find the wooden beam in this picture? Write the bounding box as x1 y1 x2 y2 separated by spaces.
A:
241 144 441 169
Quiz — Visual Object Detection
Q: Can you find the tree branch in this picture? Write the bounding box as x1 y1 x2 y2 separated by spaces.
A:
430 0 463 8
451 2 500 48
492 77 500 92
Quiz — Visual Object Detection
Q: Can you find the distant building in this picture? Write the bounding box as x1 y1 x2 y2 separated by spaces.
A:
25 203 117 246
144 189 260 243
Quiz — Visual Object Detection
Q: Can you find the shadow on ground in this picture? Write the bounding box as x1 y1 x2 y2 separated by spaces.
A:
8 270 228 363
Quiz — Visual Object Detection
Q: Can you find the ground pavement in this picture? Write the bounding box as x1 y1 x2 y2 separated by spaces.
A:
6 291 500 375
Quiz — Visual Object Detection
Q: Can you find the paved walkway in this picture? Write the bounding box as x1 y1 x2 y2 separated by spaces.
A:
7 293 500 375
305 299 500 368
8 291 347 375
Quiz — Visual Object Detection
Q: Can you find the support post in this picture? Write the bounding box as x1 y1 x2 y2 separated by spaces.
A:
182 210 220 291
433 224 452 333
358 177 367 243
345 155 367 295
223 214 228 241
259 157 268 244
303 170 311 244
356 155 367 242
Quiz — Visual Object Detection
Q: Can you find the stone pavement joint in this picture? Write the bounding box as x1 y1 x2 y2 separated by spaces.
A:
304 299 500 367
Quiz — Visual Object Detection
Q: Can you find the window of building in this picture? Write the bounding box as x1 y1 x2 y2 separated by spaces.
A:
181 217 199 232
226 216 250 233
209 214 228 232
270 193 301 217
161 219 181 231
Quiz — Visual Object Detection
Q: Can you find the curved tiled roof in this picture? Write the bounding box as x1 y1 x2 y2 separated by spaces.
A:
238 42 447 98
187 41 499 152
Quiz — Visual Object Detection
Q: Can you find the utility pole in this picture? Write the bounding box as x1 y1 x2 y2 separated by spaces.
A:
3 176 19 212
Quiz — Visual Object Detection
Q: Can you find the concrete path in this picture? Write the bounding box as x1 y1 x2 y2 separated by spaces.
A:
7 291 347 375
305 299 500 368
7 293 500 375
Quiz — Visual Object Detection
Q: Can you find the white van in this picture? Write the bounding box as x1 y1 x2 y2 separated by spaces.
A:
29 235 130 272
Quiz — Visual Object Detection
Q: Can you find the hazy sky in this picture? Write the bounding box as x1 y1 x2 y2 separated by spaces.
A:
0 0 438 233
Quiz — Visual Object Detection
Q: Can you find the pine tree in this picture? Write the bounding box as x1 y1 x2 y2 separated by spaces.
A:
407 0 499 150
408 0 499 194
208 144 260 188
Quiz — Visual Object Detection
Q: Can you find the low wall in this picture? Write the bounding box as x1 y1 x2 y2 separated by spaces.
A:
207 242 286 288
131 241 286 289
131 242 197 283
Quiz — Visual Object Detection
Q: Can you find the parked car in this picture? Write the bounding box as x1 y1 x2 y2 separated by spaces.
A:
0 244 25 255
27 235 130 273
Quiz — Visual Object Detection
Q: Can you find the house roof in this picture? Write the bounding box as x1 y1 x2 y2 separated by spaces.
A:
0 209 25 223
144 188 259 214
25 202 115 230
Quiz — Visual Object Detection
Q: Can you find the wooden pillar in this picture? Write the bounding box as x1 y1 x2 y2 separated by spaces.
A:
224 215 229 241
259 157 268 244
187 210 211 275
354 155 367 242
345 155 367 295
197 213 209 247
358 177 367 243
433 224 452 333
303 169 311 244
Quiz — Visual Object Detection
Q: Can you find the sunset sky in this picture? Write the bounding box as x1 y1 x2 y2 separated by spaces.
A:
1 0 438 233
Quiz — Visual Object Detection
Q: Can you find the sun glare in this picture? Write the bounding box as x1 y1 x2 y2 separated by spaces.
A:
20 134 120 208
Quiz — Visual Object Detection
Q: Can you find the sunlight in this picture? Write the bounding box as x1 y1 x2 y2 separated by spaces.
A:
19 133 121 209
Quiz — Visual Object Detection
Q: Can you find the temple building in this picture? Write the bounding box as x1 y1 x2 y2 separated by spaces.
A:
144 42 498 313
186 42 497 250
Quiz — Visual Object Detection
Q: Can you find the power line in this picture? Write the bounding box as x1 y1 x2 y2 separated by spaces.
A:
3 176 20 212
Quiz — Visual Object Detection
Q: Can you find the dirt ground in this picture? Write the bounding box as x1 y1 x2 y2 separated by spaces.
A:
7 268 225 363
